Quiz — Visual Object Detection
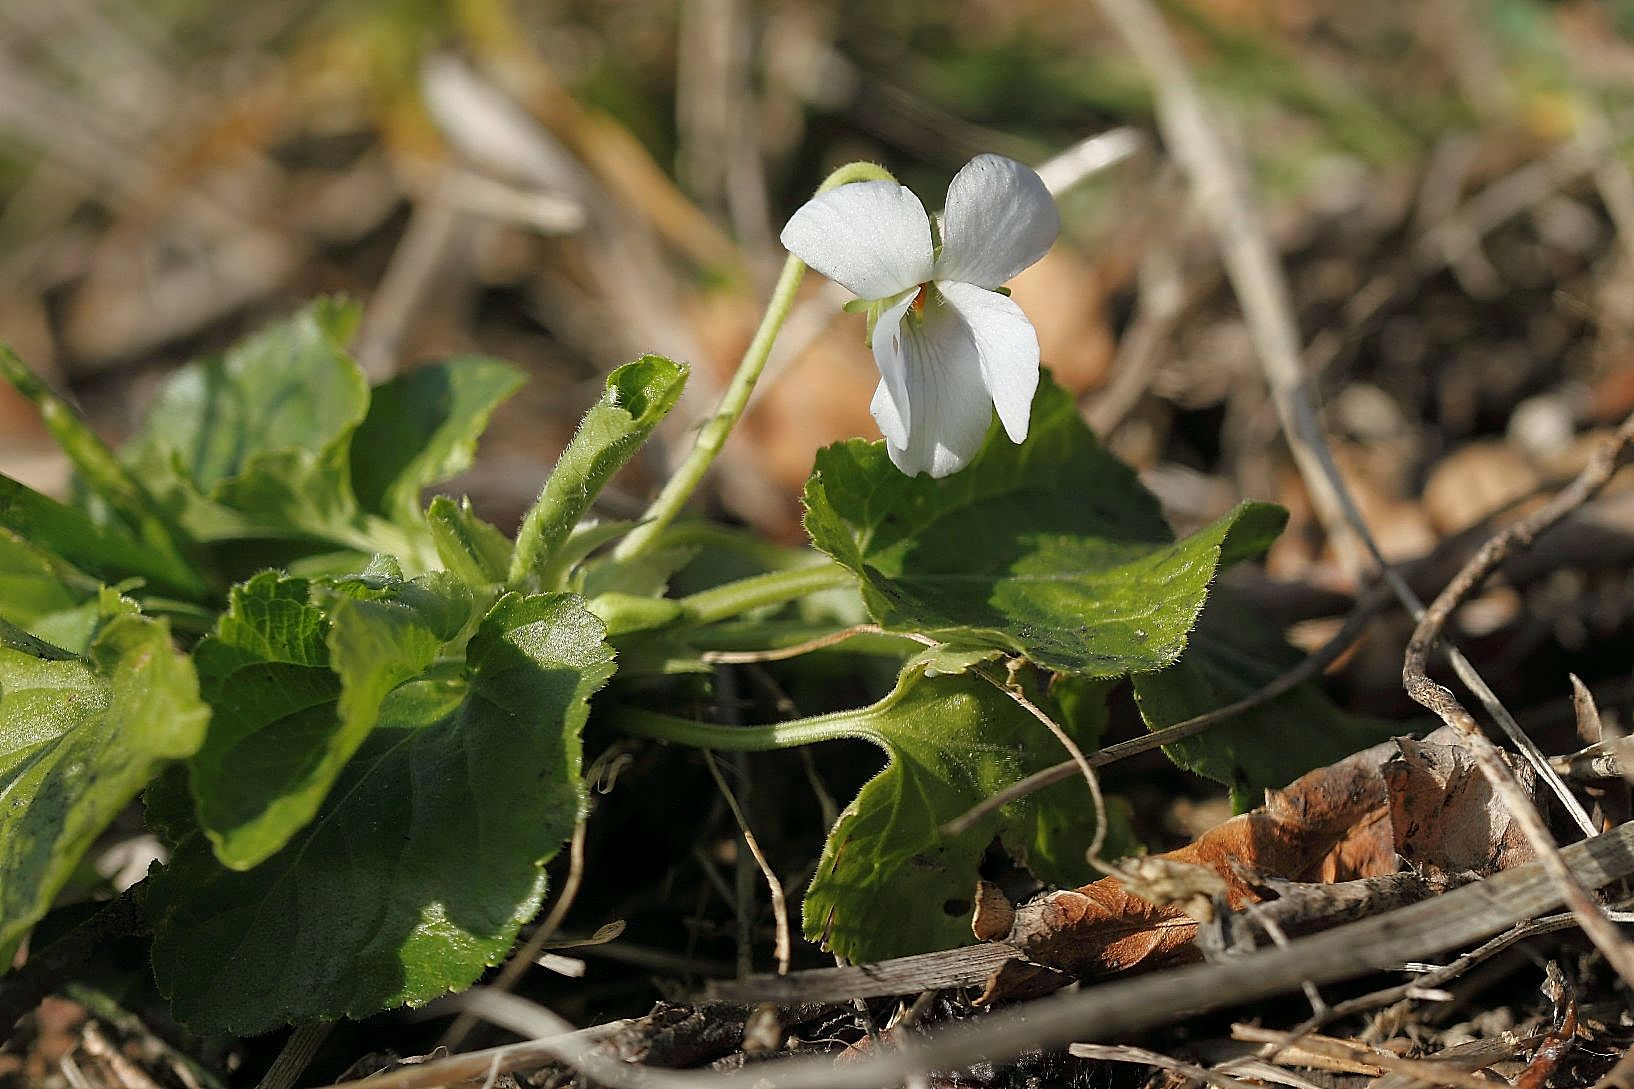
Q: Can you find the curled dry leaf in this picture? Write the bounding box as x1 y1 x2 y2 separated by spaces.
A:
976 727 1537 1004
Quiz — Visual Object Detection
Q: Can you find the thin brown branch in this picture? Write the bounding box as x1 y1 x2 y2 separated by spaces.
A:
1231 1026 1524 1089
704 751 792 976
941 591 1380 839
1403 412 1634 989
980 663 1114 868
1069 1043 1261 1089
701 624 884 664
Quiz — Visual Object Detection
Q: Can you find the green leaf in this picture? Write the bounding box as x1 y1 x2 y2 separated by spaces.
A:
187 570 472 870
1133 591 1400 808
123 299 367 495
425 496 513 586
351 358 525 526
0 602 209 952
0 529 103 652
149 592 616 1034
0 616 75 660
803 379 1287 675
510 355 688 588
116 300 432 565
0 475 208 600
803 662 1120 962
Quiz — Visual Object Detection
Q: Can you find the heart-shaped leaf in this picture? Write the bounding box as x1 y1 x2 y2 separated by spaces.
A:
802 662 1124 962
148 592 615 1034
803 379 1286 675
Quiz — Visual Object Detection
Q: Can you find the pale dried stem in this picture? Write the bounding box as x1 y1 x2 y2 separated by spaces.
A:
1232 1026 1520 1089
1093 0 1595 836
254 1023 333 1089
1403 412 1634 989
1069 1043 1261 1089
701 624 886 664
703 751 792 975
981 666 1113 868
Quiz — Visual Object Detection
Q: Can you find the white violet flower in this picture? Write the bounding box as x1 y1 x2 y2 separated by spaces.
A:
780 154 1060 478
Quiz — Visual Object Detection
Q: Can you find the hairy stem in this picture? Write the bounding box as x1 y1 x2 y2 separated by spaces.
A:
678 562 854 625
609 703 881 751
612 161 897 563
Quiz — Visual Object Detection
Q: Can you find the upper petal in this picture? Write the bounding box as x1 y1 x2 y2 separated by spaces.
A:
868 289 921 447
937 281 1040 444
932 154 1060 289
780 181 934 299
880 302 994 478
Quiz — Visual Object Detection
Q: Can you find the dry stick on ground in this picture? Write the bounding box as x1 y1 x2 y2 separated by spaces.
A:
1069 1043 1263 1089
1230 1026 1526 1089
1092 0 1596 840
702 750 792 975
253 1024 334 1089
941 588 1383 838
313 822 1634 1089
1402 411 1634 989
439 816 592 1051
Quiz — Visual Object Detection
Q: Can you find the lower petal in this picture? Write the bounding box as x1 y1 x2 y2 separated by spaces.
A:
937 281 1040 444
868 289 921 448
884 304 993 478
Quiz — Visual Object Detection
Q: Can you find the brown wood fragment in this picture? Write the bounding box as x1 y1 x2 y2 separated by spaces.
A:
970 881 1015 942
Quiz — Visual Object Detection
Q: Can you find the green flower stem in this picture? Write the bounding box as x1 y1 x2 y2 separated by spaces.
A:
609 702 881 751
678 562 853 625
612 161 898 564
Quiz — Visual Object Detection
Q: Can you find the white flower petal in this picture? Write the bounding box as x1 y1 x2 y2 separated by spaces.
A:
868 288 921 447
780 181 934 300
937 281 1040 444
933 154 1060 289
881 303 994 478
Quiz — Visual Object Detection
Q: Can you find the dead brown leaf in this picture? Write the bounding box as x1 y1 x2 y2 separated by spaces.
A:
978 728 1538 1003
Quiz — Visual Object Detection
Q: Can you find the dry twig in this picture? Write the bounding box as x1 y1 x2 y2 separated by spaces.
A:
1403 412 1634 987
1069 1042 1261 1089
703 751 792 976
1231 1025 1529 1089
941 589 1382 838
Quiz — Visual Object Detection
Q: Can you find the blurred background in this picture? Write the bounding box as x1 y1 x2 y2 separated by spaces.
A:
4 0 1634 718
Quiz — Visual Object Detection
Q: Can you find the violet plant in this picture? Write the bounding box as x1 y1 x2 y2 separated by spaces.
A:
0 157 1389 1033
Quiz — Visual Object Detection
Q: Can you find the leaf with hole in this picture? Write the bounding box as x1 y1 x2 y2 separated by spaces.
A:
802 662 1127 962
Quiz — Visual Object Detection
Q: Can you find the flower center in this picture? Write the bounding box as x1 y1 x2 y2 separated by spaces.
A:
910 284 929 315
